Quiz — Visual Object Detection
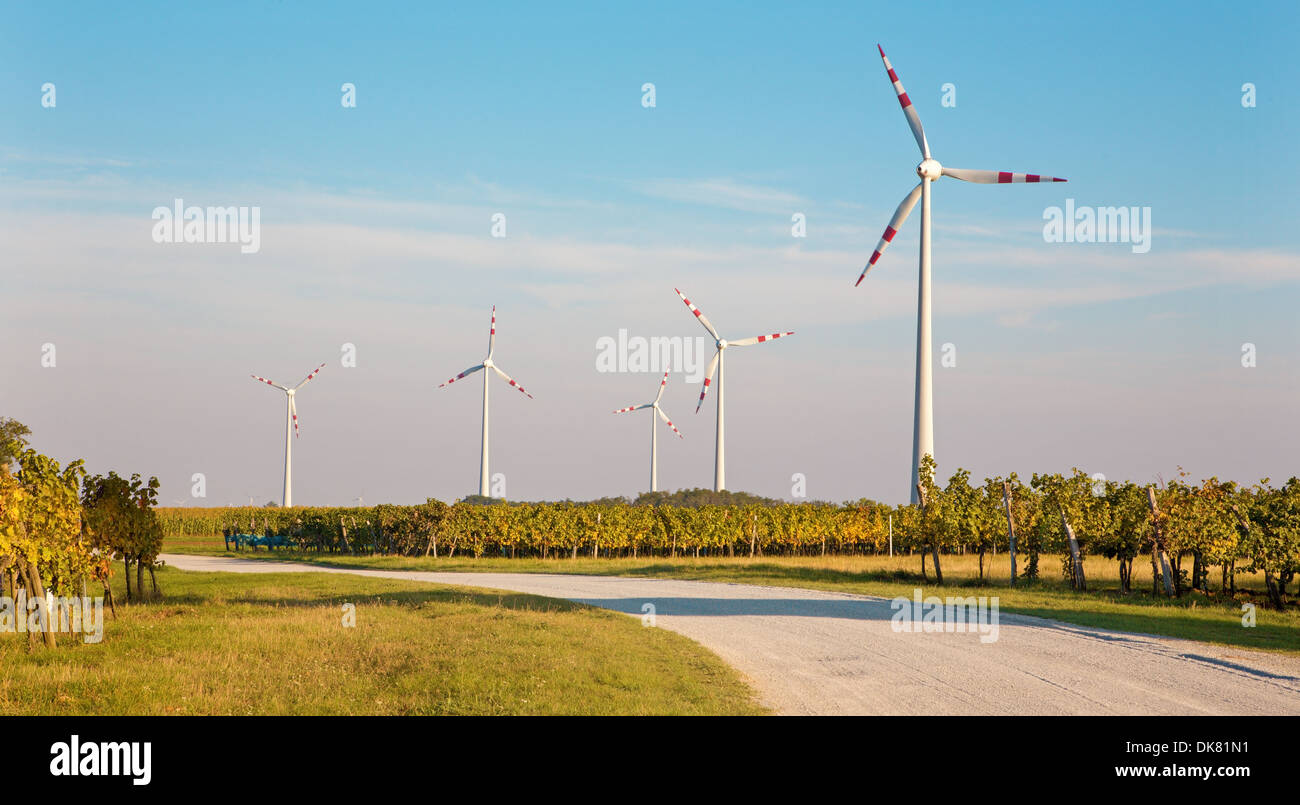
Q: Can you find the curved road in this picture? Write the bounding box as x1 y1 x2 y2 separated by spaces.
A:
162 553 1300 715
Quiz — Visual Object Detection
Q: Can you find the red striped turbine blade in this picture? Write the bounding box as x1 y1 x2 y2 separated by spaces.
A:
250 374 282 389
491 365 533 399
612 404 641 414
696 350 721 413
294 362 327 389
941 167 1068 184
488 305 497 356
857 183 922 286
878 45 929 158
290 398 300 438
674 288 720 340
439 364 484 388
730 331 794 347
656 406 683 438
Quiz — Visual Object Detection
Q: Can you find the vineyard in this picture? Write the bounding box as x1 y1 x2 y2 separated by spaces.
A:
1 442 166 649
160 464 1300 609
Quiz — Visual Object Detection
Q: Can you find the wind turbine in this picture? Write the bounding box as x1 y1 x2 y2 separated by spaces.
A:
675 288 793 492
250 362 326 508
858 45 1066 503
613 368 683 493
439 306 533 498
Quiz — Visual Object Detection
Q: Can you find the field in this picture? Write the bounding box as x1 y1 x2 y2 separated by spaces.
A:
0 566 766 716
162 535 1300 655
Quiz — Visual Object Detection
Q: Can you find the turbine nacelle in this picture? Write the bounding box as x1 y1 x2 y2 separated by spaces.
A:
917 158 943 181
483 357 495 369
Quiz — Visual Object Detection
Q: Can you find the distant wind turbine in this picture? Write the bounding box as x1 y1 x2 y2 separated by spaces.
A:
613 368 683 493
250 362 326 507
859 45 1066 502
675 288 793 492
439 306 533 498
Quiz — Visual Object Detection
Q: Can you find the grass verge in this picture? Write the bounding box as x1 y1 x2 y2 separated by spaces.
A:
0 566 767 715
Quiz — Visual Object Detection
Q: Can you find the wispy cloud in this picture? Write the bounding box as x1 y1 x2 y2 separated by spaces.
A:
631 177 806 214
2 148 137 169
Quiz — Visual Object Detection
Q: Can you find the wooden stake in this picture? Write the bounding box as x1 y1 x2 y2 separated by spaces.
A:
1146 487 1175 597
1059 509 1086 592
1002 481 1017 587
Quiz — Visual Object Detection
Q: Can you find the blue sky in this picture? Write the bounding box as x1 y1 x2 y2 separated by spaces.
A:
2 1 1297 505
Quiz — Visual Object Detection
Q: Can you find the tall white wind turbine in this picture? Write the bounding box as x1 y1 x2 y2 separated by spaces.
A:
675 288 793 492
250 362 326 508
439 306 533 498
613 368 683 493
859 45 1066 503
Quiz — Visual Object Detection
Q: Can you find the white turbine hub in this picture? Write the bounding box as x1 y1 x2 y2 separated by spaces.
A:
718 339 728 349
483 358 494 368
917 158 942 180
286 388 295 396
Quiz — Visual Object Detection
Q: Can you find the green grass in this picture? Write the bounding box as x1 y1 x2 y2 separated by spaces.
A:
0 566 766 715
164 542 1300 655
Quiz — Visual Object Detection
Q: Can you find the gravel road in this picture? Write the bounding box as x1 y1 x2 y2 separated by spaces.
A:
162 553 1300 715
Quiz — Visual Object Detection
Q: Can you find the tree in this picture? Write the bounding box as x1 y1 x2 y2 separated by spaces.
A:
2 449 94 648
1237 478 1300 609
1162 476 1239 594
913 455 944 583
1091 481 1152 595
82 472 163 601
944 469 1000 580
1193 480 1242 593
1031 470 1097 590
0 417 32 470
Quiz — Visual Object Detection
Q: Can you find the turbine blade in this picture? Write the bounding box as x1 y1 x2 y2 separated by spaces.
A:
878 45 929 158
729 331 794 347
612 403 650 414
487 305 496 358
696 350 721 413
941 167 1067 184
491 365 533 399
293 362 327 390
290 397 300 438
653 369 670 404
856 183 922 285
656 405 684 438
439 364 484 388
674 288 720 341
250 374 288 391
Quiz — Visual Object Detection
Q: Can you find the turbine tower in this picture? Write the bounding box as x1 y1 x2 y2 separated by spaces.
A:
439 306 533 498
612 368 683 493
250 362 326 507
675 288 793 492
858 45 1066 502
